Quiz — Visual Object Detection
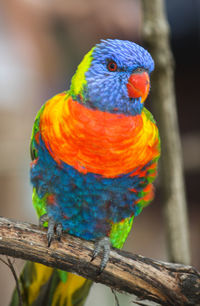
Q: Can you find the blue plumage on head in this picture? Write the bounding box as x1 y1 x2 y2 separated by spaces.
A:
94 39 154 73
83 39 154 115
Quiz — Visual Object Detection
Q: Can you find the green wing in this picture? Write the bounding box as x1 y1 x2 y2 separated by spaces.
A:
29 104 48 219
30 104 45 161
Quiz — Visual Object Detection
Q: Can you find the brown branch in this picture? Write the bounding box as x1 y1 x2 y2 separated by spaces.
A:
0 217 199 305
141 0 190 265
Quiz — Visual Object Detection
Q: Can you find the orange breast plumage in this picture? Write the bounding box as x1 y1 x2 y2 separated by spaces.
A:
40 93 160 178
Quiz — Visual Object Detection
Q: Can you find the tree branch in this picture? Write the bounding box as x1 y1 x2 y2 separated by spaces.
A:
141 0 190 265
0 217 199 305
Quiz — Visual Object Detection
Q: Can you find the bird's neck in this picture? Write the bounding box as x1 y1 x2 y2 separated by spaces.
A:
69 47 94 98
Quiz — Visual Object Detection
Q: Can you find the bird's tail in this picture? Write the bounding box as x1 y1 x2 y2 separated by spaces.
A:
10 261 92 306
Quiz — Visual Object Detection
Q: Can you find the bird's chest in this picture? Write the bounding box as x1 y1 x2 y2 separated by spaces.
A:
40 96 158 178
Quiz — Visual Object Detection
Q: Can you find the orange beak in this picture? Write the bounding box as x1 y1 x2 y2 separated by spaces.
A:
127 71 150 103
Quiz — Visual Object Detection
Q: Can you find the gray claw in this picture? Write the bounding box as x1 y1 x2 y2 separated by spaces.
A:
47 217 56 247
39 214 63 246
56 223 62 241
91 237 110 272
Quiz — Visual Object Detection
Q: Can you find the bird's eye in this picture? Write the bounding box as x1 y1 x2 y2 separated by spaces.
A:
107 60 118 72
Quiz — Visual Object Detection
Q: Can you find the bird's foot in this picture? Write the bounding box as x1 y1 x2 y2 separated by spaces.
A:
91 237 111 273
39 214 63 247
39 213 49 227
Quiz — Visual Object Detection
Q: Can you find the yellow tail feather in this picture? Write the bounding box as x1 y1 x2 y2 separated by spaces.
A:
10 262 92 306
28 263 53 305
52 273 88 306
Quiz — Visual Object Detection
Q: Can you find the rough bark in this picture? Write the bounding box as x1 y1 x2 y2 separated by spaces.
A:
141 0 190 265
0 217 199 306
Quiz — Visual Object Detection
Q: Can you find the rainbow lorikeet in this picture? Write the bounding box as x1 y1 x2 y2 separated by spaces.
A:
10 39 160 306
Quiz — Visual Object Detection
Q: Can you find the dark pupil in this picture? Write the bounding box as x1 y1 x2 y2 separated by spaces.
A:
108 61 116 71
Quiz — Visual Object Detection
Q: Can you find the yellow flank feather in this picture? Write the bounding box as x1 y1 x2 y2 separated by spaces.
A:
40 93 68 141
28 263 53 305
52 273 87 306
70 48 94 96
141 111 158 148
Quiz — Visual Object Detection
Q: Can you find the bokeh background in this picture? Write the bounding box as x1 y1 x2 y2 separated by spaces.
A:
0 0 199 305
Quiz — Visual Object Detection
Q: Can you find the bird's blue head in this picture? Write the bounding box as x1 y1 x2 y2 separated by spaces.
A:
70 39 154 116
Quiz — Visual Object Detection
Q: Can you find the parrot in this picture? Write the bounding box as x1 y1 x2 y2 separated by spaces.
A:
10 39 160 306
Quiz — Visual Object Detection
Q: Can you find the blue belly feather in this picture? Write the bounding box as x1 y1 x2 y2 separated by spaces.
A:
30 137 146 241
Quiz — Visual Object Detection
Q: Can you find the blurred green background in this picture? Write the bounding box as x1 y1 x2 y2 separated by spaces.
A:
0 0 199 305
